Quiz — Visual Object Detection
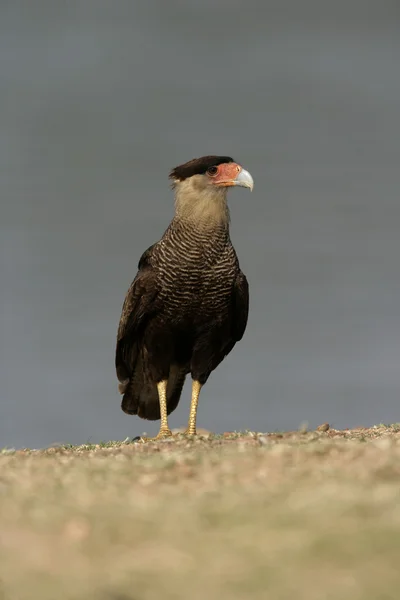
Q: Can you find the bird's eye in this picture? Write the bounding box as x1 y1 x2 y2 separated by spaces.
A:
207 166 218 176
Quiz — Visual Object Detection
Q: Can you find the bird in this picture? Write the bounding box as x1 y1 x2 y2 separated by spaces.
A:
115 155 253 441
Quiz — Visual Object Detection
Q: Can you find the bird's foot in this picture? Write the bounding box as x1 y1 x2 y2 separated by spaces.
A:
183 428 197 437
138 428 173 443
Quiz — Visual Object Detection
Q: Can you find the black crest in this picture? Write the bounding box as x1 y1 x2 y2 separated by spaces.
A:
169 156 234 181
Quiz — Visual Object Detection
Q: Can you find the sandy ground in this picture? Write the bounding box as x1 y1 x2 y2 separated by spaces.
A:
1 424 400 600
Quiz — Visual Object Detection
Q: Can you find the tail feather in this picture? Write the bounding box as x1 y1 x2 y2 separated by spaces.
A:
120 352 186 420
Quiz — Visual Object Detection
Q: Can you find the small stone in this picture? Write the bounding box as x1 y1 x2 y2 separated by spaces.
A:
317 423 330 432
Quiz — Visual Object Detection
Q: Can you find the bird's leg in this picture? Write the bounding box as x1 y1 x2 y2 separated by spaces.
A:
185 380 202 436
140 380 173 442
157 379 173 437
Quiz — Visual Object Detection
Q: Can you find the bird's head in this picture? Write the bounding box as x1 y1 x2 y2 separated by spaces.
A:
169 155 254 192
169 156 254 225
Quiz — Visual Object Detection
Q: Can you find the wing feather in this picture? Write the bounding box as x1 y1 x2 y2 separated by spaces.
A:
206 269 249 373
231 270 249 342
115 245 159 382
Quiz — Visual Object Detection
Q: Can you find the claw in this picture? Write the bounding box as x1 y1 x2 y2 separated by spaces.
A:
139 428 173 443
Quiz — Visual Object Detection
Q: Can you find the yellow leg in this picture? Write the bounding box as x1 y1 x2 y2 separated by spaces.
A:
185 380 202 436
140 380 173 442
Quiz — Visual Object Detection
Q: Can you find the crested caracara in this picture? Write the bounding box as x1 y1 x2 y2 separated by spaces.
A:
115 155 253 440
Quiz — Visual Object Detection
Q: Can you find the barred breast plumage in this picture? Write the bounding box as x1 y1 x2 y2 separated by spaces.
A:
154 217 239 320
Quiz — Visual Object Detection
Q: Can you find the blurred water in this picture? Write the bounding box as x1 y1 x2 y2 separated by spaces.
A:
1 1 400 448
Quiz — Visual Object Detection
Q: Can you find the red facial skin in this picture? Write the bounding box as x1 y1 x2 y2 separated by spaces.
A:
207 162 242 187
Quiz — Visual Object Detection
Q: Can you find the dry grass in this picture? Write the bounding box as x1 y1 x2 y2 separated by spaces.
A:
1 424 400 600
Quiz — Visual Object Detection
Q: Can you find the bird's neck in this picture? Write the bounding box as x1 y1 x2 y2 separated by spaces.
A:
173 180 230 230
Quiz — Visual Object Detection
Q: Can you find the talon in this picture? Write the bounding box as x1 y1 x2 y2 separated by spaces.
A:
139 428 173 443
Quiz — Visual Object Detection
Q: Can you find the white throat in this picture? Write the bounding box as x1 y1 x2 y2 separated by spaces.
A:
173 176 230 227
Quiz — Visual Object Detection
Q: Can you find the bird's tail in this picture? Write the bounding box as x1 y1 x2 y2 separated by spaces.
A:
119 351 186 420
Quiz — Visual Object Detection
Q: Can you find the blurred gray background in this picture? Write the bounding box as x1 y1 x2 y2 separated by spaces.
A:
1 0 400 449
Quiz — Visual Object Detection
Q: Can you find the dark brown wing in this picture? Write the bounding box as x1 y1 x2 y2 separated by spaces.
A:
116 243 188 420
231 269 249 343
115 244 159 383
207 269 249 374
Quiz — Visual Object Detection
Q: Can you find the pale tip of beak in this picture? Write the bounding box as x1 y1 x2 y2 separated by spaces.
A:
234 168 254 191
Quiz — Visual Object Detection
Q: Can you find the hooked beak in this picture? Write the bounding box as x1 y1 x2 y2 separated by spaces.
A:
213 163 254 191
233 168 254 191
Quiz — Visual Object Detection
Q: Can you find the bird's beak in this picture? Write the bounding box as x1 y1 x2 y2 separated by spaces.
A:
213 163 254 191
233 168 254 191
